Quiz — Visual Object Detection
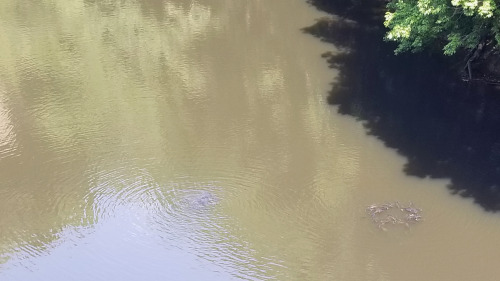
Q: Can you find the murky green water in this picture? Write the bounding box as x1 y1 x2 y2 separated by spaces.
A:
1 0 500 280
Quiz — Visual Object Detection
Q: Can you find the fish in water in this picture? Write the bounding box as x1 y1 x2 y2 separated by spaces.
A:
181 191 219 210
366 201 423 230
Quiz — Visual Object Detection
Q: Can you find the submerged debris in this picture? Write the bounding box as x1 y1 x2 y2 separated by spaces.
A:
366 202 423 230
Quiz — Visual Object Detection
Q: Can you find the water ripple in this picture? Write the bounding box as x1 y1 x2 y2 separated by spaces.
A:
0 88 18 159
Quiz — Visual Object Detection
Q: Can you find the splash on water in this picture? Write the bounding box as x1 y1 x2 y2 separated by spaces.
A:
366 202 423 231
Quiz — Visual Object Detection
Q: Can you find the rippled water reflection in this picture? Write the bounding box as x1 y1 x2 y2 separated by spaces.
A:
1 0 500 280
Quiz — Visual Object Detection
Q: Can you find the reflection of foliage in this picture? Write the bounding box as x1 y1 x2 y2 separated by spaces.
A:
384 0 500 55
0 0 217 151
0 0 219 264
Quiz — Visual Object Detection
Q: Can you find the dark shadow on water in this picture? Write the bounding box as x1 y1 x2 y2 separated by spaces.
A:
305 0 500 211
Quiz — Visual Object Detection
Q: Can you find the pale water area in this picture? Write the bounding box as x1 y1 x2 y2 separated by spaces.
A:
0 0 499 280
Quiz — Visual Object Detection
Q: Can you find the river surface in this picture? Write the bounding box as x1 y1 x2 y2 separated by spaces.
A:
0 0 500 280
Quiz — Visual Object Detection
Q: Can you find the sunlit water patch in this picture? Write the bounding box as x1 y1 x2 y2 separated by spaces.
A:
2 174 286 280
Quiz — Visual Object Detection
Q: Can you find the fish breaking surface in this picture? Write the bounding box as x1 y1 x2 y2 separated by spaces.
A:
366 202 423 230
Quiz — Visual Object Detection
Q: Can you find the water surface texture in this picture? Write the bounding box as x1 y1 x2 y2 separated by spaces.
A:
0 0 500 280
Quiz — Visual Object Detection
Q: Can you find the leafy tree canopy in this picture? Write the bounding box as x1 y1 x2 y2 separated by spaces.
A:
384 0 500 55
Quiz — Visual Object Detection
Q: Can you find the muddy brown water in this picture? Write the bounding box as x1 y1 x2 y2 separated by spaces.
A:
0 0 499 280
